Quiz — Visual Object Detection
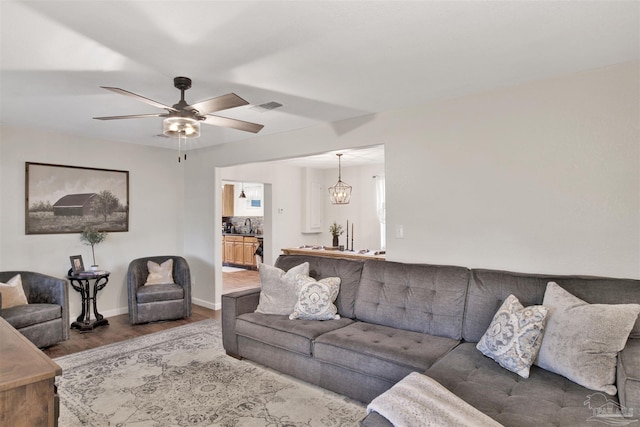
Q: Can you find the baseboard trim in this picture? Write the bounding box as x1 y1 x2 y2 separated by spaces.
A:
193 297 220 311
100 306 129 318
82 299 220 321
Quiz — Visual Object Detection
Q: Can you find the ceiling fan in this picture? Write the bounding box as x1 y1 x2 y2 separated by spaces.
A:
93 76 264 138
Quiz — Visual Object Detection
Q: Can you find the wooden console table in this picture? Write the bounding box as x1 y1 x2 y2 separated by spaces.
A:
281 247 386 261
0 316 61 427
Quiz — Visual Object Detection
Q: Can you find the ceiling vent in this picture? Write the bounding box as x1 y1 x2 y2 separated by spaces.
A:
251 101 283 113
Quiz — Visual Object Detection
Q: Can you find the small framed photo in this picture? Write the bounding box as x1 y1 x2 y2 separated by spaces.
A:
70 255 85 274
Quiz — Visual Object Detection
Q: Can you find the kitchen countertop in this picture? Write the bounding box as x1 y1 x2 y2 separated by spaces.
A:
281 247 385 261
223 232 263 238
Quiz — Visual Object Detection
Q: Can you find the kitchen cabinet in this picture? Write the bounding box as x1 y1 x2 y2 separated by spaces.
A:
223 235 260 268
243 237 259 267
233 239 244 264
222 184 234 217
224 235 243 264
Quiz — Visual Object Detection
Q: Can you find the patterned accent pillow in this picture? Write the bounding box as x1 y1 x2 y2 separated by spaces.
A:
476 294 548 378
535 282 640 395
145 259 174 285
0 274 28 308
255 262 310 315
289 275 341 321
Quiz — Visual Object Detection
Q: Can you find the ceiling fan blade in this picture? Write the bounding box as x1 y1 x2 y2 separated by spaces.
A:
189 93 249 115
100 87 176 111
202 115 264 133
93 113 165 120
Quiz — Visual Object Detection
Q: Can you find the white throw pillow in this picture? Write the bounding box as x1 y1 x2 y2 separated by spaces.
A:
144 259 175 285
289 275 341 321
476 294 548 378
255 262 310 315
0 274 29 308
535 282 640 395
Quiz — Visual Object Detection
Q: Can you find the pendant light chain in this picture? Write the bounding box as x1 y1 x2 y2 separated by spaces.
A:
328 153 352 204
177 132 187 163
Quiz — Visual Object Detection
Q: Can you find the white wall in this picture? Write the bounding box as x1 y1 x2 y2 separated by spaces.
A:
227 182 264 217
383 62 639 277
0 125 185 319
220 162 384 256
220 162 306 265
191 61 639 291
323 164 384 251
1 62 637 317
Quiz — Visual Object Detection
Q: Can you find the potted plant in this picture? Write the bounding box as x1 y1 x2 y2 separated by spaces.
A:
329 221 343 247
80 227 108 270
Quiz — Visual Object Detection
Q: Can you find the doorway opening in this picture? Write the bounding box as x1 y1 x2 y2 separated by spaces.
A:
217 145 385 297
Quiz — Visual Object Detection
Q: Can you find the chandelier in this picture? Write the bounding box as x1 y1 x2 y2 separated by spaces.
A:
328 153 352 204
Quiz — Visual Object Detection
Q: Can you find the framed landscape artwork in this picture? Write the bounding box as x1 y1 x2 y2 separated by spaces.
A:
26 162 129 234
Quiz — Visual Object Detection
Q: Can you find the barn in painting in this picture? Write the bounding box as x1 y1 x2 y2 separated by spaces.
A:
53 193 97 216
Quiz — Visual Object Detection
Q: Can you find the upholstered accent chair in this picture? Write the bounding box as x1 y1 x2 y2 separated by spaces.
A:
127 255 192 324
0 271 69 348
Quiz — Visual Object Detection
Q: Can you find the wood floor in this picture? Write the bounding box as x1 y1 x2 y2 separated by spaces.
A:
221 269 261 294
43 270 261 359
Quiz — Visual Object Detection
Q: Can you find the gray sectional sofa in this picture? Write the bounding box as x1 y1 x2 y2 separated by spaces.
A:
222 254 640 426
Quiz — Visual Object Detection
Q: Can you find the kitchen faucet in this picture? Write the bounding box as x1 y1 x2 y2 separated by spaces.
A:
244 218 252 234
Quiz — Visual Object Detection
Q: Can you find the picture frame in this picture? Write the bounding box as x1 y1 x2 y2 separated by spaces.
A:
69 255 85 274
25 162 129 234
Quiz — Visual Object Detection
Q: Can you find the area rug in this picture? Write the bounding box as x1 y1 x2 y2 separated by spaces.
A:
55 320 365 426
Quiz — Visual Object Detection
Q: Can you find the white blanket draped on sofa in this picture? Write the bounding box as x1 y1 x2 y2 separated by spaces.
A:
367 372 504 427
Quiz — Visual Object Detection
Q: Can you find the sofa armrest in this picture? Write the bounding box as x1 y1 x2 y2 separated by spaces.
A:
222 287 261 357
618 338 640 413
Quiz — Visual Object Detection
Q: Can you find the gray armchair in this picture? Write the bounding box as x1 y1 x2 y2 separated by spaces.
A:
0 271 69 348
127 255 192 324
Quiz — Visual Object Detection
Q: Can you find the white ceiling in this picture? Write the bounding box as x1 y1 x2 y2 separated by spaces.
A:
278 145 385 169
1 1 638 153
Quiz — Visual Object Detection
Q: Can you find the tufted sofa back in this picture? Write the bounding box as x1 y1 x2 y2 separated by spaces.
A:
463 269 640 343
354 260 470 340
274 255 365 318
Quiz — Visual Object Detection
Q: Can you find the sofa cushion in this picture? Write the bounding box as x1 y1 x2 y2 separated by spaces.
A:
290 275 340 321
314 322 459 383
1 303 61 329
476 294 548 378
145 259 174 285
463 269 640 343
275 255 364 319
136 283 184 303
535 282 640 395
0 274 28 308
354 260 469 340
236 312 354 356
426 342 604 427
255 262 309 315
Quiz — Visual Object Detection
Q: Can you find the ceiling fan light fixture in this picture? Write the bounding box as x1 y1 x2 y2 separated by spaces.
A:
162 117 201 138
328 153 352 205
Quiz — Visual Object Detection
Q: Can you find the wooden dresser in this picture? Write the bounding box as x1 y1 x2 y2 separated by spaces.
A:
0 316 61 427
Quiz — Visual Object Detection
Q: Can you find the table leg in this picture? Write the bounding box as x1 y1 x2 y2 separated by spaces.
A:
69 276 109 332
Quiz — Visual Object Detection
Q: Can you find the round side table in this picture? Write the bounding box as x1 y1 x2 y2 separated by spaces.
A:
66 269 110 332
